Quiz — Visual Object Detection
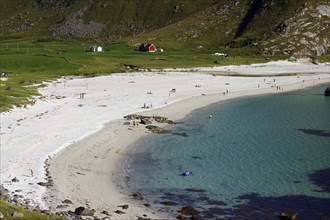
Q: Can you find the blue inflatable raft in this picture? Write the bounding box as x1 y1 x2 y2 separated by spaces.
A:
182 171 193 176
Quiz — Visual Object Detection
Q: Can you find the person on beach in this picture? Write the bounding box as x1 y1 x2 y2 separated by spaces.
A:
29 169 34 177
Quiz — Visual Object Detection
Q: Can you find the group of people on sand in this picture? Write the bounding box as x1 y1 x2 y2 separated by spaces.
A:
142 103 152 109
132 120 139 126
275 86 283 90
222 90 229 95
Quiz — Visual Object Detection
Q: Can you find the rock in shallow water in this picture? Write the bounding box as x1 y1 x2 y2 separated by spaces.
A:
132 192 143 200
145 125 168 134
178 205 201 215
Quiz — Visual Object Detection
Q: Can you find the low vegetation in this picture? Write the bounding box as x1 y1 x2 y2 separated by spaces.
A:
0 38 292 112
1 0 328 56
0 200 65 220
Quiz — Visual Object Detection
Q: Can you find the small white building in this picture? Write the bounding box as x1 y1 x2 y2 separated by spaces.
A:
90 45 103 52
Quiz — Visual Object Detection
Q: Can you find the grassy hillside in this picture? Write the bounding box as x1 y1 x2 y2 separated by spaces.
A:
0 200 65 220
83 0 217 39
0 0 218 40
0 0 328 55
129 0 329 56
128 0 248 50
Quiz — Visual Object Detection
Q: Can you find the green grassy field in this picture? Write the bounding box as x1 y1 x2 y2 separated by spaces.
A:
0 200 65 220
0 38 321 112
1 38 328 113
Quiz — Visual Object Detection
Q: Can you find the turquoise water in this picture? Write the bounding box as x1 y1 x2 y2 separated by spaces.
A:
125 84 330 219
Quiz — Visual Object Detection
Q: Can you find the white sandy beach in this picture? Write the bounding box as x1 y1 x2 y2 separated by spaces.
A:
0 60 329 219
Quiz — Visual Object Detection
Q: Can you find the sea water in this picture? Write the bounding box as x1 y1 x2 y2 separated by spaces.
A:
125 84 330 219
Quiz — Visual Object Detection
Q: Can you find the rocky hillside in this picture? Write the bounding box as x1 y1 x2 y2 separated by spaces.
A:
0 0 329 56
260 2 330 56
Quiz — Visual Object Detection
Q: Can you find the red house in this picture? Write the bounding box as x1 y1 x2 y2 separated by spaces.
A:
138 43 156 52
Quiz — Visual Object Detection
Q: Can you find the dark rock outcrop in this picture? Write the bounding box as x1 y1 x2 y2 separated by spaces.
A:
145 125 168 134
161 201 176 206
140 118 152 125
62 199 73 204
124 114 170 123
74 206 85 215
72 206 95 216
34 0 76 8
37 182 53 187
101 210 110 216
137 217 152 220
117 204 129 209
51 3 105 38
298 128 330 137
132 192 143 200
279 210 297 220
324 87 330 96
178 205 201 215
114 210 125 214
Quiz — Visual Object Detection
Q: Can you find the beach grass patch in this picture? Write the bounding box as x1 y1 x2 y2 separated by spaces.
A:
0 200 65 220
